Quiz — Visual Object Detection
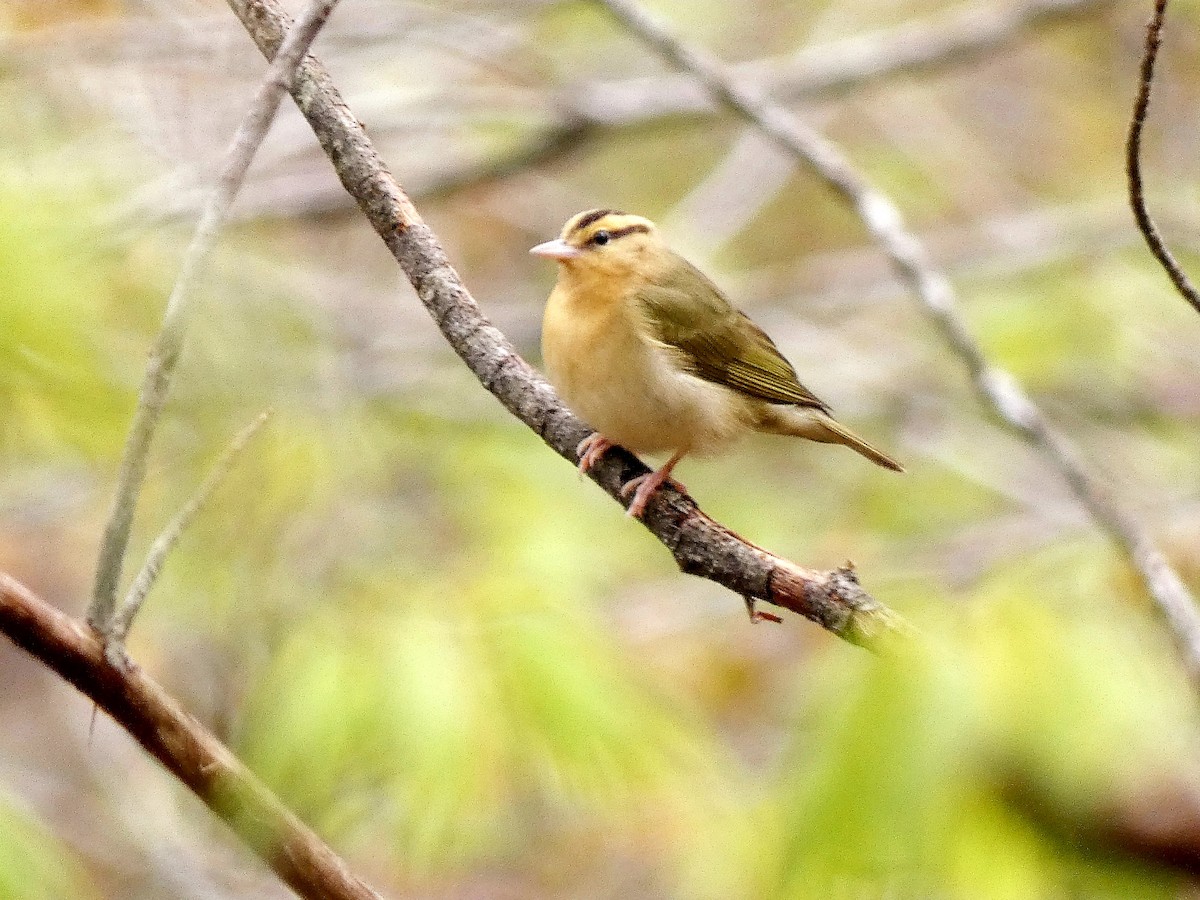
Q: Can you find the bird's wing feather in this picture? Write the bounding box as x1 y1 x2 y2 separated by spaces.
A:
635 255 830 412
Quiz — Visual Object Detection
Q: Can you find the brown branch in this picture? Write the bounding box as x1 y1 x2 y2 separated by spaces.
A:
0 573 386 900
1004 771 1200 878
222 0 911 649
592 0 1200 684
1126 0 1200 315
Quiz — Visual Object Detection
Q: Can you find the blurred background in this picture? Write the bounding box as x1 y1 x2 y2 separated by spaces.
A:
4 0 1200 896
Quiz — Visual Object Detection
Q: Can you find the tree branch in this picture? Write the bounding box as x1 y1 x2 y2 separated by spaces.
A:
80 0 1110 224
0 573 386 900
238 0 1114 219
1003 770 1200 878
222 0 912 649
88 0 341 637
426 0 1114 200
591 0 1200 680
576 0 1112 127
108 411 272 662
1126 0 1200 315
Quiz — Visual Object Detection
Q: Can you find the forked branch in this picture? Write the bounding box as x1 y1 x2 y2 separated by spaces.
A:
88 0 340 645
0 574 386 900
107 410 272 662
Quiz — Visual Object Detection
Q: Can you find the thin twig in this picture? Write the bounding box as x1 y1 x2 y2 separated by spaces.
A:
327 0 1113 218
88 0 341 635
430 0 1112 197
578 0 1112 126
592 0 1200 681
417 119 597 202
433 0 1113 167
107 411 272 661
223 0 913 649
0 574 386 900
1126 0 1200 315
118 0 1112 224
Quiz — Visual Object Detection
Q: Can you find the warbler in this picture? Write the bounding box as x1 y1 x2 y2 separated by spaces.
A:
532 209 903 518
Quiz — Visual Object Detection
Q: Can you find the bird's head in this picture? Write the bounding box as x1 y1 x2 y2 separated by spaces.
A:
530 209 663 284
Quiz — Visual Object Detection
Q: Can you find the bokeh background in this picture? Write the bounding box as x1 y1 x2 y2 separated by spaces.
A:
5 0 1200 896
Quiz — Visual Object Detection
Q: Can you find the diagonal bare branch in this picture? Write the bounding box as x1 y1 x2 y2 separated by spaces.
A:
88 0 341 637
0 573 386 900
578 0 1113 127
279 0 1117 217
591 0 1200 680
1126 0 1200 315
419 0 1111 207
222 0 913 650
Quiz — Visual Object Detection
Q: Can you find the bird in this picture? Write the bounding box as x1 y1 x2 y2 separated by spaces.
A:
531 209 903 518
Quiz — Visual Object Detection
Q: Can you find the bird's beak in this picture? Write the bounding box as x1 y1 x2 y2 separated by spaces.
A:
529 238 582 260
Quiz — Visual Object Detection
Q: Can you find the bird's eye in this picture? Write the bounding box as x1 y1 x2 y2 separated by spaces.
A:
591 230 610 246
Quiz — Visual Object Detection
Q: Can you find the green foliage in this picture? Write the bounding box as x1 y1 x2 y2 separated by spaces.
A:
0 170 133 458
235 575 725 876
0 797 91 900
966 259 1142 393
213 395 1200 896
757 565 1195 899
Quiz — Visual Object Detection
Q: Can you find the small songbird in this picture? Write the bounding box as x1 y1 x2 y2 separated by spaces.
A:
532 209 903 518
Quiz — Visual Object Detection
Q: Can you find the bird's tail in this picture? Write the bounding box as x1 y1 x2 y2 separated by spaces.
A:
764 407 905 472
819 416 905 472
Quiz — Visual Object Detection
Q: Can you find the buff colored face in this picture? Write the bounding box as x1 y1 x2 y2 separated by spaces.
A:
530 209 662 283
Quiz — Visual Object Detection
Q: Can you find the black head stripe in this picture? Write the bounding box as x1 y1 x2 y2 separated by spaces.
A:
606 224 650 240
571 208 624 234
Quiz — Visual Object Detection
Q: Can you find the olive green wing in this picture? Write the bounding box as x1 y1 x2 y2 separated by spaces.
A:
635 254 830 412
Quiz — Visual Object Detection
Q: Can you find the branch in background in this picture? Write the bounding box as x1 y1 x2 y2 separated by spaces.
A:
771 0 1111 97
417 119 597 202
590 0 1200 681
0 574 387 900
1003 770 1200 878
416 0 1112 203
107 411 272 662
577 0 1113 126
1126 0 1200 315
87 0 341 640
223 0 912 649
84 0 1108 224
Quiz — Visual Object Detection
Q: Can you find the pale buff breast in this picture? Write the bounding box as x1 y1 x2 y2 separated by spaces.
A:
542 283 753 456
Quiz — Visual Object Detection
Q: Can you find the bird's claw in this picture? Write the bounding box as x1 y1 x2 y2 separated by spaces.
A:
620 471 687 518
576 433 614 474
744 596 783 624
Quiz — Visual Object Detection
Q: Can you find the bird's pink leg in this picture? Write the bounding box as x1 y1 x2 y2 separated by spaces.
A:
576 433 614 474
621 450 687 519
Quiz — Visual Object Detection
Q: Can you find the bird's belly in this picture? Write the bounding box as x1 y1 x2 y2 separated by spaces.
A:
545 309 748 455
576 366 741 454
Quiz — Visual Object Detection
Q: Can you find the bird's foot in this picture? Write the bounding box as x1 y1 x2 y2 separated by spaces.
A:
621 470 686 518
576 433 614 475
743 596 783 624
